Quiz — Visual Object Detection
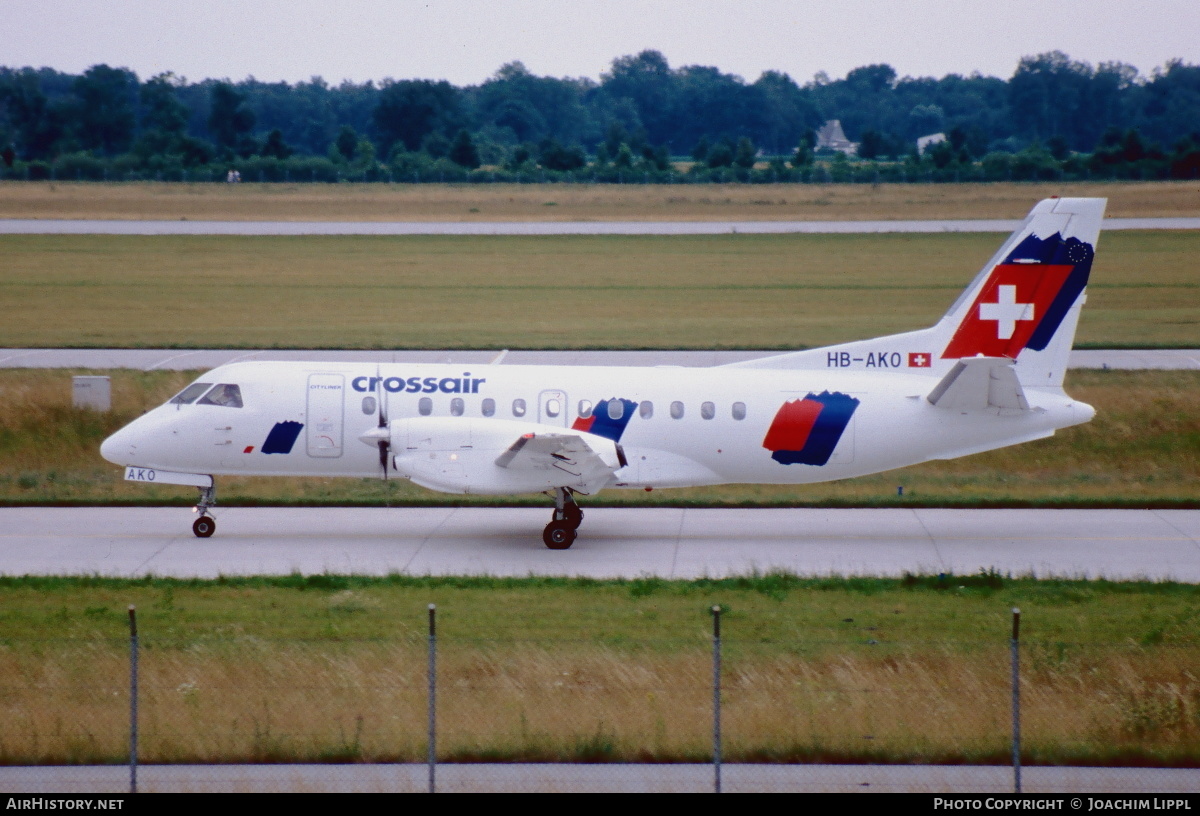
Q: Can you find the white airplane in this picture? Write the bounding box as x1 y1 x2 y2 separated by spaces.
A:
101 197 1104 548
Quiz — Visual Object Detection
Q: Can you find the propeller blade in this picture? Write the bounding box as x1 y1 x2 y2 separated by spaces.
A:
377 368 388 429
376 366 390 480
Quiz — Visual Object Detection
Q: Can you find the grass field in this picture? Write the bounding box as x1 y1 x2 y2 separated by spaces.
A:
0 368 1196 507
2 180 1198 221
2 231 1197 349
1 574 1196 765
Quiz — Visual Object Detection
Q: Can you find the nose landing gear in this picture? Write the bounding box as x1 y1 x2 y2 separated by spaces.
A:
192 484 216 538
543 487 583 549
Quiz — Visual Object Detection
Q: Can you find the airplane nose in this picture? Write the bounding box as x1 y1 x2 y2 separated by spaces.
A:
100 427 132 465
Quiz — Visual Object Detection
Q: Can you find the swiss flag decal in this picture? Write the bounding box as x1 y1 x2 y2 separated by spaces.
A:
941 263 1074 359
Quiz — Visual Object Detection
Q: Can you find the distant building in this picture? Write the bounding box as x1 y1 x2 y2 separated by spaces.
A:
917 133 946 155
816 120 857 156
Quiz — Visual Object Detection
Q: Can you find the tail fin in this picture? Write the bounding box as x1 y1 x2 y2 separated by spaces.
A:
724 197 1106 389
936 197 1104 387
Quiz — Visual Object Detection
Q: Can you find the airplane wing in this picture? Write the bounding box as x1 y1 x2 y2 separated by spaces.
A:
927 357 1029 412
495 432 626 495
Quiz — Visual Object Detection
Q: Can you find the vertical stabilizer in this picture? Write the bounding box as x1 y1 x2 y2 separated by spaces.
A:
723 197 1105 389
937 197 1104 388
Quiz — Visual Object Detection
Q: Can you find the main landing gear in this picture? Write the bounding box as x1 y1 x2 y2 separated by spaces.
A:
543 487 584 550
192 483 216 538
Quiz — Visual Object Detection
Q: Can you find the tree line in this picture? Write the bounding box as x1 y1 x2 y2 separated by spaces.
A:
1 50 1197 182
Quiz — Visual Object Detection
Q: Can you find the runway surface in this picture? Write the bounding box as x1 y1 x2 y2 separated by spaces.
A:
4 762 1195 794
2 348 1198 370
3 217 1199 234
4 507 1198 581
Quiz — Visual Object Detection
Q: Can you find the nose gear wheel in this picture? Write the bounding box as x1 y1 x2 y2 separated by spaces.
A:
191 483 217 538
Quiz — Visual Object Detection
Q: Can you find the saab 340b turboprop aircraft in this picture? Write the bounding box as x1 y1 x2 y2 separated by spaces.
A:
101 197 1104 548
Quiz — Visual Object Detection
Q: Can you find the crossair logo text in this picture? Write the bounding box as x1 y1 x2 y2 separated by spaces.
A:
351 374 486 395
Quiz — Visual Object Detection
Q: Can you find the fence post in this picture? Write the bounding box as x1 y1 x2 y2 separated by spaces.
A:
428 603 437 794
128 605 138 794
1011 607 1021 794
711 605 722 794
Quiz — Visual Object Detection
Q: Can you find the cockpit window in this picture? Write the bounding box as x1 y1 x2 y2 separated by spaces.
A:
197 383 243 408
169 382 212 405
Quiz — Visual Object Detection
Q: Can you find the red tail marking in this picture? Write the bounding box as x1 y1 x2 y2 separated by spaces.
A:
942 263 1074 359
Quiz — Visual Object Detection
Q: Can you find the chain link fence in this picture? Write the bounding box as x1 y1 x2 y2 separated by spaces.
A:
1 606 1197 793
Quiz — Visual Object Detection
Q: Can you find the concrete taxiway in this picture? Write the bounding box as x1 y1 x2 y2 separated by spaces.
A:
3 217 1200 235
4 762 1196 794
3 507 1197 581
2 347 1198 371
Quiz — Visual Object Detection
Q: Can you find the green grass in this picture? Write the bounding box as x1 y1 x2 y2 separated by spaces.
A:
2 571 1196 644
1 231 1197 349
0 574 1196 765
1 368 1197 507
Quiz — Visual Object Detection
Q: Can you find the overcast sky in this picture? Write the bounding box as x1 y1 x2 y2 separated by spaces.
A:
6 0 1199 86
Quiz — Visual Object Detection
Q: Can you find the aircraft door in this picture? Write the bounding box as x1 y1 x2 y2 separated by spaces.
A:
306 373 345 458
538 389 568 426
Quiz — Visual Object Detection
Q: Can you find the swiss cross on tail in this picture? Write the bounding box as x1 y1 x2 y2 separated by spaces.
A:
942 232 1094 360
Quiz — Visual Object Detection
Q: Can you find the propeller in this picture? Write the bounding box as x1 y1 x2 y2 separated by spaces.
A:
374 366 390 480
354 366 392 479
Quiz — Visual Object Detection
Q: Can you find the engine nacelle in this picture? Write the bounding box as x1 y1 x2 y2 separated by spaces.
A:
384 417 624 495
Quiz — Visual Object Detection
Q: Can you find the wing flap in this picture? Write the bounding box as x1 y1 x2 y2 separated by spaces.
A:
495 432 622 494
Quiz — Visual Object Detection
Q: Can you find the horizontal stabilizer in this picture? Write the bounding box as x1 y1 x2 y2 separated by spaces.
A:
927 357 1028 412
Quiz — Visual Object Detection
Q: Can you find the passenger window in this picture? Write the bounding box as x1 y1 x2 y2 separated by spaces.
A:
482 398 495 417
578 400 593 419
362 396 377 415
639 400 653 419
546 398 561 418
732 402 747 420
513 398 527 417
419 397 433 416
450 398 464 416
198 383 243 408
607 400 623 420
701 401 715 420
670 401 684 419
169 382 212 405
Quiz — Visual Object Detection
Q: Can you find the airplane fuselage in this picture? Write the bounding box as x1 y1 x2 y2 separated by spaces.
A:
102 359 1092 493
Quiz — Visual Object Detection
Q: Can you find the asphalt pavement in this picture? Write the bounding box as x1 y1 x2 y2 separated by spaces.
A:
3 506 1197 581
3 217 1199 234
1 348 1197 370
